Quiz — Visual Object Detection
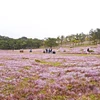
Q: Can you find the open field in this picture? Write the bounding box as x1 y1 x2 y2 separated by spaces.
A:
0 47 100 100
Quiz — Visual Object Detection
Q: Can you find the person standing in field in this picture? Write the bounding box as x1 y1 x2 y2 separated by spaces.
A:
87 48 89 52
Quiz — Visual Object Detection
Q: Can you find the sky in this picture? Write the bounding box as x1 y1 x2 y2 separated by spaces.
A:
0 0 100 39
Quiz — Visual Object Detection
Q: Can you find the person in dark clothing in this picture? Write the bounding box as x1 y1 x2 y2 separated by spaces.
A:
46 48 48 53
52 51 56 54
49 48 52 53
30 49 32 52
87 48 90 52
50 48 52 53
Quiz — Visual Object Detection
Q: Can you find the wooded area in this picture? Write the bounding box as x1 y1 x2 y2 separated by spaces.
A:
0 28 100 49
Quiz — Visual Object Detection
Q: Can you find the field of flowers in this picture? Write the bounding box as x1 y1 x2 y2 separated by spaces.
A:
0 46 100 100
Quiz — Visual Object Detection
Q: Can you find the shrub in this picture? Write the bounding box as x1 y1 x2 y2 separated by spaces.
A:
89 50 94 52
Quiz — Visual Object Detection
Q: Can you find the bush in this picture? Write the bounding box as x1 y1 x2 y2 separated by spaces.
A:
89 50 94 52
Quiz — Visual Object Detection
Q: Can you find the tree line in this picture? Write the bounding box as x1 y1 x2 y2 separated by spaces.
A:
0 28 100 49
0 36 43 49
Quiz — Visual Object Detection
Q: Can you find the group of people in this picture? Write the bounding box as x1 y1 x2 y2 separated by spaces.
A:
45 48 52 53
19 48 56 54
43 48 56 54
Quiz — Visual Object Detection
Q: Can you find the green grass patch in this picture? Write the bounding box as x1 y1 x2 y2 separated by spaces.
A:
89 94 97 100
52 95 67 100
67 84 73 90
23 66 32 70
5 76 14 80
17 78 29 89
35 59 61 67
78 94 100 100
31 74 40 80
35 59 41 63
0 63 5 66
47 79 55 84
39 89 47 94
2 84 15 95
89 80 98 85
22 77 30 82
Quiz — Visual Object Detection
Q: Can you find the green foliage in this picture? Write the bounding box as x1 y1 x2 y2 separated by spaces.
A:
0 63 4 66
67 84 73 90
78 94 100 100
0 35 43 49
23 66 32 70
44 38 58 47
5 76 14 80
35 59 61 66
89 28 100 44
89 94 97 100
2 84 15 95
0 27 100 49
35 59 41 63
89 50 94 52
52 95 67 100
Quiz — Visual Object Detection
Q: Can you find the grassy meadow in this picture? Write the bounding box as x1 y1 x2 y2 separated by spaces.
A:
0 46 100 100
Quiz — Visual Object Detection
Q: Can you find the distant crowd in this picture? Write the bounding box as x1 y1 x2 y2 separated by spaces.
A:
43 48 56 54
19 48 56 54
19 48 90 54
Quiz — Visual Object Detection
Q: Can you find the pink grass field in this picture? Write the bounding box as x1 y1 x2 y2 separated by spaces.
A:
0 46 100 100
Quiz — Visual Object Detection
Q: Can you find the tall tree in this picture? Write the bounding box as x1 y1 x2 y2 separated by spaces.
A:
44 38 58 47
60 35 64 46
89 29 98 44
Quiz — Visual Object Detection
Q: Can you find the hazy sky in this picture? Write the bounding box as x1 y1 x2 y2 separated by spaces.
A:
0 0 100 39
